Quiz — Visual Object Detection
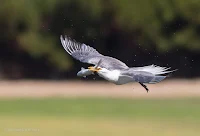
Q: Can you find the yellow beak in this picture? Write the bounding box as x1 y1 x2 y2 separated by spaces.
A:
88 66 101 72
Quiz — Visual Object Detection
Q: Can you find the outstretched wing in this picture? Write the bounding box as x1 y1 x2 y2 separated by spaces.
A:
60 35 129 70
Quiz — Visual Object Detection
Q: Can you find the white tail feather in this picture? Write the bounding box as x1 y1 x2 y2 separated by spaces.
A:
132 65 177 75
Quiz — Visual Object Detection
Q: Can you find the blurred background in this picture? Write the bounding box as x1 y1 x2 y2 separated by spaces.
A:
0 0 200 136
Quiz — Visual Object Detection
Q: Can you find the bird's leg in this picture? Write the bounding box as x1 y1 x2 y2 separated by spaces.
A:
139 82 149 93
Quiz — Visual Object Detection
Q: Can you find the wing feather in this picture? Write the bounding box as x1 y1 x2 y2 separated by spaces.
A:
60 35 129 70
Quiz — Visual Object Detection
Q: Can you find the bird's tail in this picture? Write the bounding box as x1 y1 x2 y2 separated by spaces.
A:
129 65 177 84
130 64 177 76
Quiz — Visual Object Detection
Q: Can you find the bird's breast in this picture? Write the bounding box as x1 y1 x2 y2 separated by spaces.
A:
97 70 120 83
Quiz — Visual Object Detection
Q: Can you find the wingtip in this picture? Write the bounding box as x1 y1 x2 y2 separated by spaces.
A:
60 35 63 40
166 69 178 77
60 35 70 41
174 69 178 71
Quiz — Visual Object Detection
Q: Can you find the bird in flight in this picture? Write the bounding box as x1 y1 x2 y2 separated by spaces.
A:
60 35 176 92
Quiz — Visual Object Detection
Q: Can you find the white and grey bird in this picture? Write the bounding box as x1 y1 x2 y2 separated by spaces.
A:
60 35 176 92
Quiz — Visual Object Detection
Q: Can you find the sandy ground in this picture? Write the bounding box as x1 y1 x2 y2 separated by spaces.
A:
0 79 199 99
